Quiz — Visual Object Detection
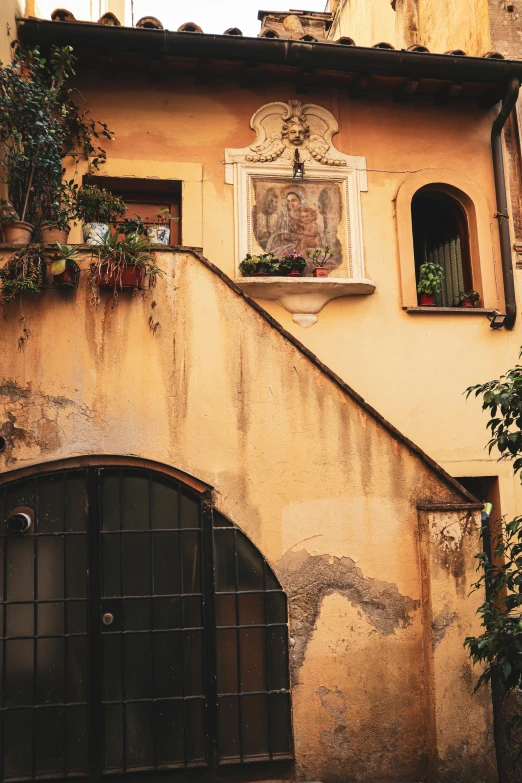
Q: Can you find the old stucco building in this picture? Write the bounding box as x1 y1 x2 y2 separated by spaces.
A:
2 2 522 782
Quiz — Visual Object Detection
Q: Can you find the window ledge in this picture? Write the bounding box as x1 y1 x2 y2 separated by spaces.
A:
405 306 496 315
236 276 376 328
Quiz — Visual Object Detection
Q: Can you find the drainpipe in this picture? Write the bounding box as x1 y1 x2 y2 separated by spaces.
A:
491 77 520 330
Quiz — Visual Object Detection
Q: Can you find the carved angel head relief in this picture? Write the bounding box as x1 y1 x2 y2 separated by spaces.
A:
281 101 310 147
234 99 347 167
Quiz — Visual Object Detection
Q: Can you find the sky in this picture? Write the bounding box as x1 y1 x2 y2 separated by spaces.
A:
129 1 329 37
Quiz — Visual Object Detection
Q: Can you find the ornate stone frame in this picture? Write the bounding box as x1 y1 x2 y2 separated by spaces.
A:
224 100 374 327
226 161 367 278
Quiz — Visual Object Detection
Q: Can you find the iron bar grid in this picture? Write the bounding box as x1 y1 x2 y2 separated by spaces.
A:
0 468 293 783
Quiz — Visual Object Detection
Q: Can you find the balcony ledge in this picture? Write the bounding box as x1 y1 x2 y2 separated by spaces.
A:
235 277 376 327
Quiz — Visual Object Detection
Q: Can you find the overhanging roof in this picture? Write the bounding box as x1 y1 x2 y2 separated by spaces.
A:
16 17 522 106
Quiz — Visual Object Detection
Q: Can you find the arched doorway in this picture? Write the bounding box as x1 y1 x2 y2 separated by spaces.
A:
0 465 292 781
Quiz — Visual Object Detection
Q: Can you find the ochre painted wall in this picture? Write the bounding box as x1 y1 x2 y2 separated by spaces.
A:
0 249 496 781
60 76 522 531
329 0 397 46
329 0 493 54
417 0 492 55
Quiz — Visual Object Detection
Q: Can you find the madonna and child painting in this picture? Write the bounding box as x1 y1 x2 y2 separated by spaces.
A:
252 178 345 275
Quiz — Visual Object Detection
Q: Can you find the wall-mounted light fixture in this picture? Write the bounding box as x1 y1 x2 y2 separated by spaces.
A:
488 311 507 329
293 149 305 179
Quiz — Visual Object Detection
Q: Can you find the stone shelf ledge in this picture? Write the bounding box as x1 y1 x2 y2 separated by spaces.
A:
235 277 376 327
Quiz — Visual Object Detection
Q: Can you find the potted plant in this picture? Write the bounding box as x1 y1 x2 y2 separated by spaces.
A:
0 244 46 304
456 289 480 308
239 253 278 276
75 184 126 246
307 246 333 278
121 212 147 236
0 243 47 348
416 262 444 306
47 243 82 288
40 179 78 244
89 229 164 304
277 250 307 277
146 209 178 246
0 200 31 246
0 44 113 248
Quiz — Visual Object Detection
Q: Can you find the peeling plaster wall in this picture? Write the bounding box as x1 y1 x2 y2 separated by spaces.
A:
0 249 495 781
56 77 522 535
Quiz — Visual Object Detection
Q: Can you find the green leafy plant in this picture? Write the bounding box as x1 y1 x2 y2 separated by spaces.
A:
416 262 444 295
457 289 480 305
75 185 126 225
89 230 164 306
0 43 113 226
465 351 522 749
464 517 522 693
121 212 146 236
307 245 333 269
40 179 78 231
154 208 176 226
239 253 278 276
275 250 306 276
0 244 45 304
0 244 46 349
47 242 82 275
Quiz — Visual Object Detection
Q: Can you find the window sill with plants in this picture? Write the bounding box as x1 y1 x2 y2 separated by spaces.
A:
413 261 494 317
235 249 376 328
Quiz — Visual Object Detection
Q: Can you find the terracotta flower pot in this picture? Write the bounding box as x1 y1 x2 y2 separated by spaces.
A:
41 224 70 244
3 220 33 247
287 268 303 277
460 298 475 308
53 261 80 289
313 268 329 278
418 293 435 306
94 263 146 289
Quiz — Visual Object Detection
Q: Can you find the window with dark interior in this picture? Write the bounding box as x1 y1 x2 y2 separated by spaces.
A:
0 467 292 782
412 190 472 307
85 177 182 245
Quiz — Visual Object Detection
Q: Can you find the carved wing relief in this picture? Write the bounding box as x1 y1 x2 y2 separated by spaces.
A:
246 133 285 163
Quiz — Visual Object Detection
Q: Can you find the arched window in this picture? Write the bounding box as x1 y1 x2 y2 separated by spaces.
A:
0 466 292 781
412 190 472 306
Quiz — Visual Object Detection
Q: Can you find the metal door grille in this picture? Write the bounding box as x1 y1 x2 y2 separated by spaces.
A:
0 467 292 782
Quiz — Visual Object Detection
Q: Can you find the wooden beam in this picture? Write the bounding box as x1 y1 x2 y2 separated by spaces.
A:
195 60 212 86
393 78 420 102
348 74 369 99
296 69 315 94
435 82 463 105
240 62 259 88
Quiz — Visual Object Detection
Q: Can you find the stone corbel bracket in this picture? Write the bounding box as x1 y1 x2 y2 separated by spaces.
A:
236 277 376 328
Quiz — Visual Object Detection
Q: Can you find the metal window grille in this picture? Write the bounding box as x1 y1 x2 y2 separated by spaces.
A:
412 191 472 306
0 468 292 782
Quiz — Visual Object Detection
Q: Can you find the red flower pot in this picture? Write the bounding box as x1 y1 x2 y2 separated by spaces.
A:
53 262 80 289
252 271 270 276
287 268 303 277
460 298 475 308
418 293 435 306
95 264 146 289
313 268 329 278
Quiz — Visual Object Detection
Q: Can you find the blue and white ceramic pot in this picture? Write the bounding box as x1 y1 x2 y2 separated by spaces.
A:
82 222 110 246
147 225 170 245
